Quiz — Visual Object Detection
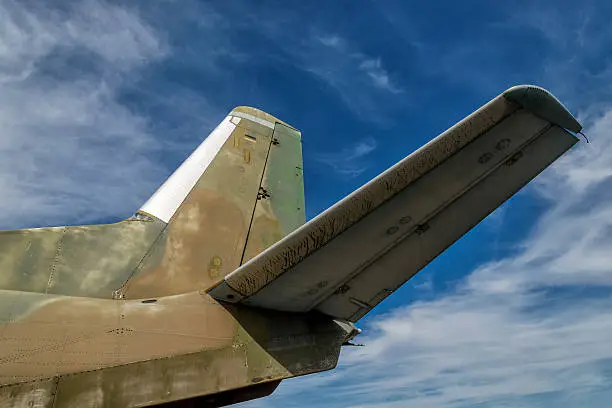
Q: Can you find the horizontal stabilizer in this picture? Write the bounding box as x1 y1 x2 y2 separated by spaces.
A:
209 86 581 322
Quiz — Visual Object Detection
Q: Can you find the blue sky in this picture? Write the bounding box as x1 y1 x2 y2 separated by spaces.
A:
2 0 612 407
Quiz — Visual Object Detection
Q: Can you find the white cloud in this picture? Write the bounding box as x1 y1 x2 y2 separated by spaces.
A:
241 108 612 408
359 58 402 94
0 1 168 229
314 137 377 178
315 34 402 95
278 33 405 120
0 0 163 78
317 35 344 49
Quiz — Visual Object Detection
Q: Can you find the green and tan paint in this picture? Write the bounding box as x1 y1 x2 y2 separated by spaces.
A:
0 107 337 407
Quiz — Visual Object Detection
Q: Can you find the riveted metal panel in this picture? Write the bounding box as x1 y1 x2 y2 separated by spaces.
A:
242 123 305 263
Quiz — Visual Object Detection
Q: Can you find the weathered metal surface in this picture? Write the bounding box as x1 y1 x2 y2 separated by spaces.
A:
154 380 281 407
0 219 165 298
227 111 565 316
211 86 583 305
242 123 306 263
0 291 347 407
317 125 578 320
211 94 519 301
0 106 301 303
120 116 274 299
0 291 235 385
0 378 58 408
0 106 325 407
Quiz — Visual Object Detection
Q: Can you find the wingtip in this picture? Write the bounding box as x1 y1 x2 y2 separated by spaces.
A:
503 85 582 133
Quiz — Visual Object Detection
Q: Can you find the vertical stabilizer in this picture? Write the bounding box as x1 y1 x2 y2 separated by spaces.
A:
120 107 304 299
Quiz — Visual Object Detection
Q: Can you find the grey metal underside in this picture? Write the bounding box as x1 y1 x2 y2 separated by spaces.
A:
209 86 581 322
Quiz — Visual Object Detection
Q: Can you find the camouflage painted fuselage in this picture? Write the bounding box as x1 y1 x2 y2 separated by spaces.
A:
0 108 350 407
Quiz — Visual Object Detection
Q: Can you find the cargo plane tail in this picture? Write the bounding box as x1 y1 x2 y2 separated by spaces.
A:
0 86 582 407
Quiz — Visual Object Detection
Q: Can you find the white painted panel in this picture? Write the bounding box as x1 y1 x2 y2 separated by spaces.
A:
230 111 275 129
139 117 239 223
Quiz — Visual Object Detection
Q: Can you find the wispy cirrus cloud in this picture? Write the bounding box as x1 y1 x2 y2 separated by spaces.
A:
316 34 402 94
0 0 164 79
314 137 378 178
0 0 168 229
359 58 402 94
